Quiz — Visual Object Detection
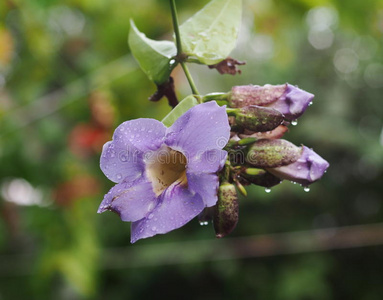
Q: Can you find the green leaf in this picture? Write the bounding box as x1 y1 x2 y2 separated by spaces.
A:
128 20 177 84
179 0 242 65
161 95 199 127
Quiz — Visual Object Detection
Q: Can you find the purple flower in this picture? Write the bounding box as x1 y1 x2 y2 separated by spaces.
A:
267 146 329 186
229 83 314 121
98 101 230 243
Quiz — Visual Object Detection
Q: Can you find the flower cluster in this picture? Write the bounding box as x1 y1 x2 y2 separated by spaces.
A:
98 83 329 242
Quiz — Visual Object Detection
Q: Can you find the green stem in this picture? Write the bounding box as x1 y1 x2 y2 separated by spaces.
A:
181 62 199 96
170 0 200 96
202 92 229 102
170 0 183 55
226 108 238 116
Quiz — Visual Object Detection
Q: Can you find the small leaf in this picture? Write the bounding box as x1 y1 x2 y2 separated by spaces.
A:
128 20 177 84
179 0 242 65
161 95 199 127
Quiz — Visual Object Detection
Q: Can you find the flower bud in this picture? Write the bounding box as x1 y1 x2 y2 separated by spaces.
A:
267 146 329 186
240 168 282 188
214 183 239 238
232 105 284 132
229 84 314 121
246 139 302 168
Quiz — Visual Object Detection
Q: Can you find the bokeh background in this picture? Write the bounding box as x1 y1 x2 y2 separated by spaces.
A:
1 0 383 299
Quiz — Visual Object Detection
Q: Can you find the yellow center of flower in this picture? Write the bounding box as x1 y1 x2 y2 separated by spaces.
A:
145 146 188 196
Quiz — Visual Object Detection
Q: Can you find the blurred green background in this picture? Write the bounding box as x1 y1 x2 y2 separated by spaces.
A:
1 0 383 299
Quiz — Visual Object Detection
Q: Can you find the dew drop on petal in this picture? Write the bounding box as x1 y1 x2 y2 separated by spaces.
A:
265 188 271 193
291 119 298 126
304 187 310 192
151 226 157 231
148 213 154 220
116 173 122 180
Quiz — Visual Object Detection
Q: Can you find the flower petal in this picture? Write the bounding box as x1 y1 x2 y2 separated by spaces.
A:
268 84 314 121
130 184 204 243
113 118 166 152
187 172 219 207
100 118 166 183
165 101 230 158
100 141 144 183
97 179 157 222
267 146 329 185
187 149 227 174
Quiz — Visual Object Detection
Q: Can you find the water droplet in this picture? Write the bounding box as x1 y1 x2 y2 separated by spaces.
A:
148 213 154 219
291 119 298 126
304 187 310 192
199 221 209 226
309 101 313 106
151 226 157 231
265 188 271 193
116 173 122 180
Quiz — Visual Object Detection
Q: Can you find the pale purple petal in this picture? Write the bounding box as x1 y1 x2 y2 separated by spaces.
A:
100 118 166 183
114 118 166 152
187 149 227 174
97 179 157 222
130 184 204 243
268 84 314 121
100 141 144 183
165 102 230 158
187 172 219 207
267 146 329 186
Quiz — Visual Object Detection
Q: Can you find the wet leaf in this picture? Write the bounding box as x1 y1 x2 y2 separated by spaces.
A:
179 0 242 65
129 20 177 84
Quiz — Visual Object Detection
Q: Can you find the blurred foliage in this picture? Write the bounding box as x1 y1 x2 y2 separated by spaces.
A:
0 0 383 299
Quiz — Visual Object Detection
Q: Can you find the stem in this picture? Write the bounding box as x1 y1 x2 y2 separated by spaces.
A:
202 92 229 102
226 108 238 116
170 0 183 55
169 0 200 96
181 62 199 96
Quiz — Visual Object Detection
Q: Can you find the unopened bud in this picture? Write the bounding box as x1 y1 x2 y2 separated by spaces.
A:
214 183 239 238
244 167 266 176
233 105 284 132
241 170 282 188
246 139 302 168
229 84 314 121
235 180 247 196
